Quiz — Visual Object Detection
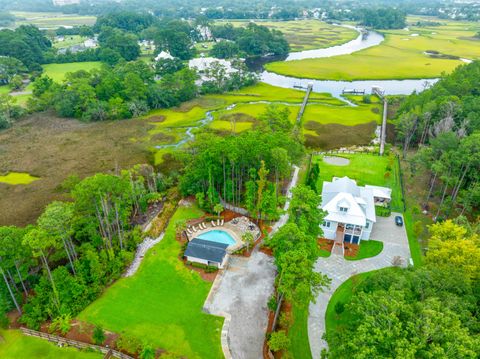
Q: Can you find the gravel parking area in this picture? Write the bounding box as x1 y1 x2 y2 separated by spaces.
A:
204 252 276 359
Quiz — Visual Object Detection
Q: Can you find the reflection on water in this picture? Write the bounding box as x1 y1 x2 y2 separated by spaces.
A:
285 27 384 61
254 25 438 97
260 71 438 98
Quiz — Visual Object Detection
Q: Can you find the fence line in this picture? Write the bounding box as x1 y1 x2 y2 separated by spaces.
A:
20 328 134 359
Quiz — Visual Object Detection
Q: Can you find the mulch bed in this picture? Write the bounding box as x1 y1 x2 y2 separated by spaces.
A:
344 243 360 258
318 238 334 253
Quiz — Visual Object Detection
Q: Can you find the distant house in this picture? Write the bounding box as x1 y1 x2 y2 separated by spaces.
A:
83 38 98 48
52 0 80 6
155 51 174 62
320 176 390 245
184 238 229 268
188 56 238 84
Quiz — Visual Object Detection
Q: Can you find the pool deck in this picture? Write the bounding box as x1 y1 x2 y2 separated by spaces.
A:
188 218 260 253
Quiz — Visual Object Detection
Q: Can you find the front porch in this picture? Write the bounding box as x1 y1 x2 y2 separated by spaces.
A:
334 223 363 245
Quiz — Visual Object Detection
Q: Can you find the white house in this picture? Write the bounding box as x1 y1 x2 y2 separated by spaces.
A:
154 51 174 62
320 176 390 245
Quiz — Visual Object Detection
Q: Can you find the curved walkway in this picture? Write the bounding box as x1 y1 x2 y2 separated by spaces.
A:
203 165 300 359
308 213 411 359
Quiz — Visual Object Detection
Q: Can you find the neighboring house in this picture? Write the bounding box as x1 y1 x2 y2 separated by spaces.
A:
53 0 80 5
188 56 237 84
155 51 174 62
84 38 98 48
184 238 229 268
320 176 391 245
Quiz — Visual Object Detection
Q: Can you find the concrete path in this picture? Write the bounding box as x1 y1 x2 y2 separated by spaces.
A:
308 213 411 359
204 253 276 359
203 165 300 359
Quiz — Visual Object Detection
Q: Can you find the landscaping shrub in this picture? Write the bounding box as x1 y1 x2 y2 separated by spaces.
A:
49 314 71 335
334 301 345 315
116 333 142 354
267 295 277 312
268 330 290 352
92 325 106 345
140 344 155 359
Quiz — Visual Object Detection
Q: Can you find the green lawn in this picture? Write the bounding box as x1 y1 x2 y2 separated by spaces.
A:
42 62 102 83
345 240 383 260
77 205 224 359
53 35 86 49
229 20 357 52
265 18 480 80
288 305 312 359
0 330 102 359
314 153 403 212
0 172 40 185
325 270 379 334
318 249 332 258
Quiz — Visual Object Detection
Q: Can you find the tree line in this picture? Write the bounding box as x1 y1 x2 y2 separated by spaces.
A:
0 165 168 331
395 61 480 220
179 105 303 220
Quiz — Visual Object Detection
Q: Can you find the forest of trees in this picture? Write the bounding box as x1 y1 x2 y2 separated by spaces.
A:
395 61 480 220
179 105 303 220
357 7 406 29
326 219 480 358
211 23 290 58
0 165 168 330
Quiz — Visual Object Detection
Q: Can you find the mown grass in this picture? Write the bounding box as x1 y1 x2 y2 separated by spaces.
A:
345 240 384 260
265 18 480 80
228 20 357 52
313 153 403 212
42 62 102 83
53 35 86 49
0 329 102 359
0 172 40 185
288 305 312 359
78 205 224 359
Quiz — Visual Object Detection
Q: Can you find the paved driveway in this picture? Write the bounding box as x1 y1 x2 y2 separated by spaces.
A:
308 213 411 359
204 252 276 359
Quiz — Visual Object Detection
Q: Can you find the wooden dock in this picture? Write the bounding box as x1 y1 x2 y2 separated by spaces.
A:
296 82 313 124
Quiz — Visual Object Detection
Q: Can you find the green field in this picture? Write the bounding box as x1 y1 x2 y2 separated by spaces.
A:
0 330 102 359
265 18 480 80
78 205 224 359
11 11 96 29
228 20 357 52
313 153 403 211
42 62 102 83
53 35 86 49
0 172 40 185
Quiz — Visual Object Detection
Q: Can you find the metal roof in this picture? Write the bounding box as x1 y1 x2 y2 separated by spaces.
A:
184 238 228 264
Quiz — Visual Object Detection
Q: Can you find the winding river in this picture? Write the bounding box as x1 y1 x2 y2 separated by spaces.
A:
157 25 439 149
259 26 439 97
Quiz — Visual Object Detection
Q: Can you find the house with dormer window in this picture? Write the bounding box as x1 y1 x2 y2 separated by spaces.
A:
320 176 390 246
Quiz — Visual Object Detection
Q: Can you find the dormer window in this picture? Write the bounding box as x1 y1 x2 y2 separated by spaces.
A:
339 206 348 213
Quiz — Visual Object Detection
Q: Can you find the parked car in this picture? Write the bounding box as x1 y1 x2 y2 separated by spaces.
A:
395 215 404 226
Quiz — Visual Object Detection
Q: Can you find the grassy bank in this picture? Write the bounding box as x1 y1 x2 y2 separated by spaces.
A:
229 20 357 52
265 18 480 80
78 205 224 359
0 330 102 359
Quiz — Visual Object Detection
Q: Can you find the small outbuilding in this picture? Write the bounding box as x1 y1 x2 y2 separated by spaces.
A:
184 238 228 269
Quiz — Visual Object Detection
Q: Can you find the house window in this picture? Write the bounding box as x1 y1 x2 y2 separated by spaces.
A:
323 221 331 228
339 207 348 213
365 221 370 229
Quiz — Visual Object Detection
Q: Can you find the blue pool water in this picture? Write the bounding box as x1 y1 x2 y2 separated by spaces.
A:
197 230 236 246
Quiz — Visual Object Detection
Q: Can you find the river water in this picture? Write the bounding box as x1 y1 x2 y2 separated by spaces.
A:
257 26 439 97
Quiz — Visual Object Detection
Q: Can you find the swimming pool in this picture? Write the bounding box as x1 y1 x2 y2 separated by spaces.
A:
197 230 236 246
